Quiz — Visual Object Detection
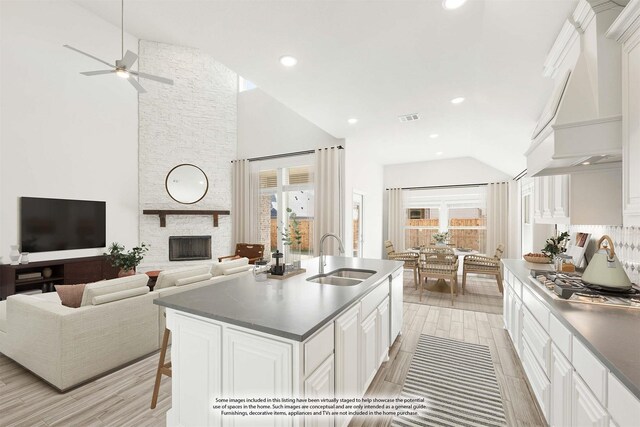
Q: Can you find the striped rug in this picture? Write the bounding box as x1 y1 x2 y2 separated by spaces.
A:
392 334 507 427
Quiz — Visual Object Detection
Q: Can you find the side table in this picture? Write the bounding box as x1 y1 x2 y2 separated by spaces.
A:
145 270 161 291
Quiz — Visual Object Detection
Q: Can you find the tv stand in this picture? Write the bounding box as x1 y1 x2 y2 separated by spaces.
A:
0 255 119 300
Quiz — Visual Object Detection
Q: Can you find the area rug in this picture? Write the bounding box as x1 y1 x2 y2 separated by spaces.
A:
392 334 507 427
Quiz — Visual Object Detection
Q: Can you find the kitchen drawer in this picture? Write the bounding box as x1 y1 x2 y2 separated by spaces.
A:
304 322 335 377
522 338 551 421
549 314 572 359
513 277 523 298
360 279 388 318
607 373 640 427
573 337 607 405
522 309 551 376
523 286 550 331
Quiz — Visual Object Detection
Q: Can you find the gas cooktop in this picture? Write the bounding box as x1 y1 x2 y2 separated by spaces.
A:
529 270 640 310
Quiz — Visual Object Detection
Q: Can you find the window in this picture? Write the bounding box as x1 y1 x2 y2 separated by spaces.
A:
403 187 486 252
254 156 315 260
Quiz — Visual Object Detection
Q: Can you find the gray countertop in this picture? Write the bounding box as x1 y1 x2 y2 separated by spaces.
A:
154 256 404 342
502 259 640 399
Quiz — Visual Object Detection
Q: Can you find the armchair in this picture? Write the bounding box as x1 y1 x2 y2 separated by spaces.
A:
384 240 419 288
218 243 265 264
462 244 504 294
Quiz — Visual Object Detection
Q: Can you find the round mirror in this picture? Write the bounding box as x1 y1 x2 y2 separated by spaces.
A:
165 164 209 204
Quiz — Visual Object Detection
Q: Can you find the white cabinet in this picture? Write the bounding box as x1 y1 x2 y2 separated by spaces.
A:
522 338 551 421
304 355 335 427
377 297 390 366
550 344 573 427
390 269 403 344
360 310 378 392
335 304 361 398
534 175 570 224
572 373 609 427
609 1 640 226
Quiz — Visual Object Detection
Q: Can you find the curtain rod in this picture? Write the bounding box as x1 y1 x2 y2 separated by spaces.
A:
386 182 491 191
232 145 344 163
513 169 527 181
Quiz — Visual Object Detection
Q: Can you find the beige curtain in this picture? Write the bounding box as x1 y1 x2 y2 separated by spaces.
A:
387 188 404 251
231 159 257 245
486 182 510 257
313 147 344 255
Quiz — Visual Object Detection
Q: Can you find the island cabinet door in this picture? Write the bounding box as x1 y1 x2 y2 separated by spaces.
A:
377 297 390 366
168 312 222 427
360 310 378 393
334 304 360 427
223 329 293 427
304 355 335 427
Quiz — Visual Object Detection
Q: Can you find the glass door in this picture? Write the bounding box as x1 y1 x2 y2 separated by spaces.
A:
353 192 364 257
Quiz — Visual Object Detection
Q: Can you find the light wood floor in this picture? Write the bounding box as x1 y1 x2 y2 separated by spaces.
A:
0 278 543 427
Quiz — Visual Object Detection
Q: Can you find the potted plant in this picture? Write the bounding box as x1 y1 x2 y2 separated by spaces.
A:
542 231 570 269
281 208 303 269
432 231 450 246
106 242 149 277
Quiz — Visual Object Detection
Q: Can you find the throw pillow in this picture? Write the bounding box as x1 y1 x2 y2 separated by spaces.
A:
55 284 86 308
175 273 213 287
211 257 249 277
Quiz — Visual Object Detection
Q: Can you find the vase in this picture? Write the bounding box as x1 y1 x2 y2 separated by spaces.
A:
292 249 301 270
118 267 136 277
20 252 29 264
43 267 53 278
9 245 20 265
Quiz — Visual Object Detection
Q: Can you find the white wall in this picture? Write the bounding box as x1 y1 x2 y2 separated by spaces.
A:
384 157 512 189
138 41 237 269
237 88 342 159
0 0 139 262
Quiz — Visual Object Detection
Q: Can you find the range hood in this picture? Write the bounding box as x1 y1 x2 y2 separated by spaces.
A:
526 0 627 177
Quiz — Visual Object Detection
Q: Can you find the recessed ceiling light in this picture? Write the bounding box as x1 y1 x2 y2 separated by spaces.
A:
582 161 591 165
348 118 358 124
442 0 468 10
451 97 465 104
279 55 298 67
429 134 439 139
436 151 443 156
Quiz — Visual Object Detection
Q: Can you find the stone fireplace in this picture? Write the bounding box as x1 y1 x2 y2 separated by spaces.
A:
169 236 212 261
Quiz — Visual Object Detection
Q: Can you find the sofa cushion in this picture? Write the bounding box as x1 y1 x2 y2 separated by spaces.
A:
0 301 6 333
154 265 211 290
224 265 253 275
55 284 86 308
80 274 149 307
175 273 213 287
92 286 149 305
211 257 249 277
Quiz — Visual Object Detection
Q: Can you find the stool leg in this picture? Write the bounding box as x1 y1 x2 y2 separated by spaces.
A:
151 328 171 409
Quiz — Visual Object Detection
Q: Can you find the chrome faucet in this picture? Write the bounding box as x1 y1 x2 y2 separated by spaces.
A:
319 233 345 274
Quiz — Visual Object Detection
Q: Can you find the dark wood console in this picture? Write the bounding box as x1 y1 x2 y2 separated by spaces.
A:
0 255 119 300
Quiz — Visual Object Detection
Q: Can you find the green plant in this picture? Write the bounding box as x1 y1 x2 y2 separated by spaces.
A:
432 231 450 244
541 232 570 257
281 208 303 252
106 242 149 271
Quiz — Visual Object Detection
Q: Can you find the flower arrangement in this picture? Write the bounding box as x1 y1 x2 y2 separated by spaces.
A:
432 231 450 244
106 242 149 274
541 232 570 257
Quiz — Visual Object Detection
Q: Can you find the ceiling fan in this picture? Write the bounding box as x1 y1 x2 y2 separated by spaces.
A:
63 0 173 93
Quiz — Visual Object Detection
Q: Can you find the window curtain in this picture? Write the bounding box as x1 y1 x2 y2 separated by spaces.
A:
313 146 344 256
387 188 404 251
231 159 258 245
486 182 510 257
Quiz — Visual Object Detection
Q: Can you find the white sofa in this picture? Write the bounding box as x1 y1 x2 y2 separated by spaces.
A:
0 258 253 391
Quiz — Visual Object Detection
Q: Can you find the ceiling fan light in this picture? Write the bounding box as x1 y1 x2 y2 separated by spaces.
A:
116 69 130 79
443 0 468 10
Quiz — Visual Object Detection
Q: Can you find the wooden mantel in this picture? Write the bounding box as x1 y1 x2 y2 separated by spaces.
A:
143 210 231 227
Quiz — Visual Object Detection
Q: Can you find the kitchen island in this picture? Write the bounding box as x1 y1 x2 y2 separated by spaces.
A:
502 259 640 427
155 256 404 427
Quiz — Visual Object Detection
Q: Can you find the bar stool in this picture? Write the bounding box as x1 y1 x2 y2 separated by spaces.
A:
150 316 172 409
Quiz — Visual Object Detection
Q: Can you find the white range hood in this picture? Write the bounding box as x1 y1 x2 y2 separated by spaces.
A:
526 0 627 177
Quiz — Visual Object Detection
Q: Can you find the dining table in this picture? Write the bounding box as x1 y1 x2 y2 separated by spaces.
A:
408 246 479 293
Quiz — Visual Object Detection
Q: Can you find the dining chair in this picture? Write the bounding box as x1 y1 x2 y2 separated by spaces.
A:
462 244 505 295
418 246 459 305
384 240 419 289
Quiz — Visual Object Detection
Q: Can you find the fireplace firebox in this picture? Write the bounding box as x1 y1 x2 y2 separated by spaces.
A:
169 236 212 261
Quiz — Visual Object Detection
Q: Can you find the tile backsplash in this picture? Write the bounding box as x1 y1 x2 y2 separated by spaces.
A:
564 225 640 285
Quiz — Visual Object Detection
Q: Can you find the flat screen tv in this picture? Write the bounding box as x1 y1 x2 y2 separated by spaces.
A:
20 197 106 253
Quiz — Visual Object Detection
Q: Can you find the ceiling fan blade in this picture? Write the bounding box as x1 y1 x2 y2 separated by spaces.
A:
130 71 174 85
80 70 116 76
120 50 138 69
63 45 115 68
128 77 147 94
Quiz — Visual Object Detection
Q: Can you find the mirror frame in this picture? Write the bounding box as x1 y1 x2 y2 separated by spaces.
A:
165 163 209 205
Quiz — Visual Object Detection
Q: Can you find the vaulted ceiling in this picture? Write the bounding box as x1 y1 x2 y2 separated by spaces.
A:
75 0 577 176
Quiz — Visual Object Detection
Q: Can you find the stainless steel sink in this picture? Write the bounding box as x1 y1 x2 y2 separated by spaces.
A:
307 268 377 286
327 269 376 280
